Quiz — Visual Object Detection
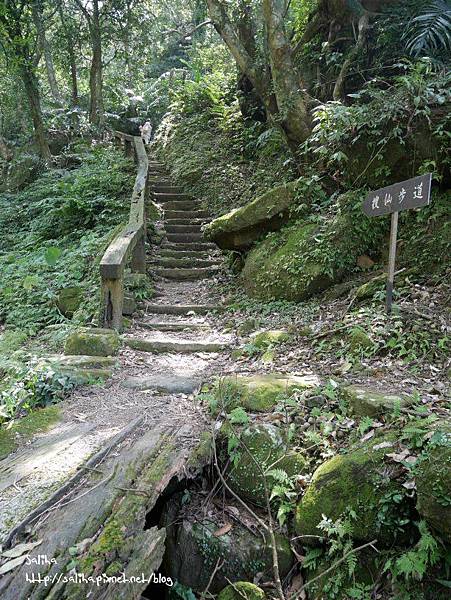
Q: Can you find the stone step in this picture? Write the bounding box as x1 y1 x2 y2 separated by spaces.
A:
162 241 216 251
160 249 217 259
154 193 192 203
122 374 201 394
145 304 219 315
166 232 204 243
154 266 220 281
163 200 201 211
151 185 183 194
165 218 206 226
124 336 226 354
135 321 211 332
165 224 202 234
164 210 209 220
153 257 220 269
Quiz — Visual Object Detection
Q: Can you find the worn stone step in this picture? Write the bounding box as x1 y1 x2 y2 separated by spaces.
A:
154 193 192 203
155 266 220 281
162 241 216 251
164 210 209 219
121 374 201 394
153 257 220 269
124 336 226 353
165 224 202 234
145 304 219 315
151 185 183 194
166 232 205 243
135 321 211 332
165 218 206 226
160 249 216 259
163 200 201 211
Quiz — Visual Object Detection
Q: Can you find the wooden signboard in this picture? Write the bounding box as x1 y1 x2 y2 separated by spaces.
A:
363 173 432 314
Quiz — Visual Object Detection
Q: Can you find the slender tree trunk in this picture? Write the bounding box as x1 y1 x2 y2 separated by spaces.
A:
262 0 311 150
32 2 63 105
20 64 52 160
89 0 104 127
56 3 79 108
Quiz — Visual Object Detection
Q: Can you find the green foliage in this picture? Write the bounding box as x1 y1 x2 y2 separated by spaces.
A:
0 363 75 422
404 1 451 58
0 146 133 331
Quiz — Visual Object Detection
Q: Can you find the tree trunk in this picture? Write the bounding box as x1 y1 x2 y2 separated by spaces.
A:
20 64 52 160
89 0 104 127
262 0 311 150
32 2 63 105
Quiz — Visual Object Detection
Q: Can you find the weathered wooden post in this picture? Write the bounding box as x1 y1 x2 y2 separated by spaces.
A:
363 173 432 314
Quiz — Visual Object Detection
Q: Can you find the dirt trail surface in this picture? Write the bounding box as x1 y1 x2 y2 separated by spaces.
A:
0 164 237 599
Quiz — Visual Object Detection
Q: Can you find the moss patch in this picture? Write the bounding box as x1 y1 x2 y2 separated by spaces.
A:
64 328 121 357
295 437 405 543
251 330 290 348
0 406 60 460
218 582 266 600
342 385 411 418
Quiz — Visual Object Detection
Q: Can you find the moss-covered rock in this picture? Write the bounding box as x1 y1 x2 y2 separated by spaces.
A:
214 373 320 413
57 286 84 317
342 385 411 418
295 437 406 543
226 424 306 506
241 196 386 302
0 406 60 460
416 441 451 542
347 327 376 353
204 180 306 251
64 328 121 357
218 582 266 600
251 330 291 348
354 274 386 301
162 493 293 593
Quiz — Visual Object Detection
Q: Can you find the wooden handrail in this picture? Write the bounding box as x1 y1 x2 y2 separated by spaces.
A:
100 132 149 329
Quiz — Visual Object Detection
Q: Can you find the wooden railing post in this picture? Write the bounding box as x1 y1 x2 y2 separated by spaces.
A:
100 132 149 330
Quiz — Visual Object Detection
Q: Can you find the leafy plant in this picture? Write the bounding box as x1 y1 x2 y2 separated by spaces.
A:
404 1 451 57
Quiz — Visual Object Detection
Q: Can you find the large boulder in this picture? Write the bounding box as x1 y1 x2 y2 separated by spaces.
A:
212 373 320 413
204 180 306 251
416 442 451 542
295 436 408 543
225 424 306 506
162 493 293 593
241 197 386 301
64 328 121 357
251 330 291 348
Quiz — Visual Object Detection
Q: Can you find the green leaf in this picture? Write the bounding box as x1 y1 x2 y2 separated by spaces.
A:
44 246 62 266
228 407 249 425
23 275 39 291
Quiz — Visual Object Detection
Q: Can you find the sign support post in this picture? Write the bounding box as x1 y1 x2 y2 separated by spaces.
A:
362 173 432 315
386 211 398 315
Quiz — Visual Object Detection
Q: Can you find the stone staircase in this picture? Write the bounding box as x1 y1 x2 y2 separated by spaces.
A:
149 161 221 281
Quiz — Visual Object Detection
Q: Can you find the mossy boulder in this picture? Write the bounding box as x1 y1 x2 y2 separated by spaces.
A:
204 180 305 251
416 441 451 542
295 437 406 543
162 493 293 593
57 286 84 317
342 385 411 418
241 197 386 302
347 327 376 353
251 330 291 348
64 328 121 357
218 582 266 600
214 373 320 413
226 424 306 506
354 274 386 301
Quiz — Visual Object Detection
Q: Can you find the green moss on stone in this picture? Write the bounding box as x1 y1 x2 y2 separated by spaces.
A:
57 286 84 317
251 330 290 348
295 439 404 543
204 180 305 251
348 328 375 353
227 424 306 506
218 582 266 600
0 406 60 460
342 385 410 418
64 328 121 357
416 443 451 542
